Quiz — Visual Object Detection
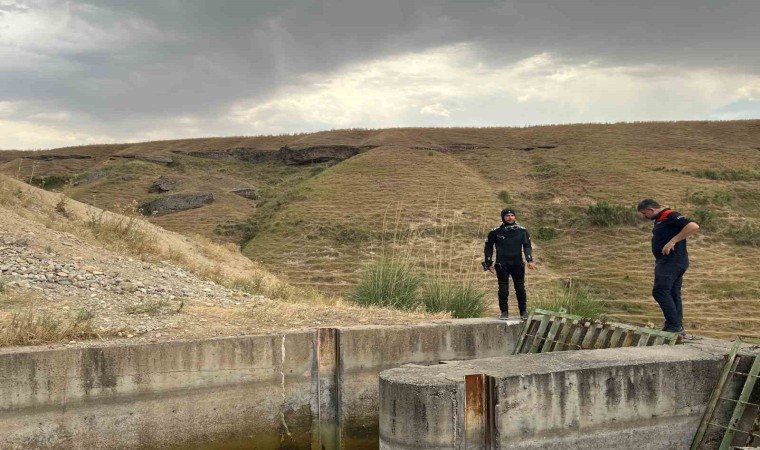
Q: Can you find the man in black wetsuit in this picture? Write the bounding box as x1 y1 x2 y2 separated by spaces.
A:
483 208 535 320
637 199 700 335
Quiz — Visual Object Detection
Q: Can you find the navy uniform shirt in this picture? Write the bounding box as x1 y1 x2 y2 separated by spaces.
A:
651 209 693 269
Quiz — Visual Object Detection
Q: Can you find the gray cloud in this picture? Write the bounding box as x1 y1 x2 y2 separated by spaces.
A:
0 0 758 148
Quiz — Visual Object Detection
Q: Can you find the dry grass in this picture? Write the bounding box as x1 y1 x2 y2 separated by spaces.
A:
1 121 758 339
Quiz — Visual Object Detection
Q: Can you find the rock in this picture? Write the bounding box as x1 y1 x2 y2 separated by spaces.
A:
148 176 180 194
114 153 174 164
139 193 215 216
230 188 260 200
73 171 107 186
279 145 376 165
177 148 279 164
23 154 92 161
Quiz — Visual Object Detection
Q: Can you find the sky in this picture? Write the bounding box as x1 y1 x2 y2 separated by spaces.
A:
0 0 758 150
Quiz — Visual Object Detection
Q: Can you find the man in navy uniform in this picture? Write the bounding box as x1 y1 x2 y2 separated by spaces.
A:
637 199 700 335
483 208 535 320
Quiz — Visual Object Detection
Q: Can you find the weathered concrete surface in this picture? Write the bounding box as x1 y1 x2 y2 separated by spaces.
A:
0 319 521 449
0 332 317 450
379 345 729 450
339 319 522 445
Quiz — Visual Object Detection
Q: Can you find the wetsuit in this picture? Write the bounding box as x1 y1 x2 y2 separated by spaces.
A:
484 224 533 316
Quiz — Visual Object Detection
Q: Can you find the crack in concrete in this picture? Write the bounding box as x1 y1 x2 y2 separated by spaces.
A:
280 335 292 439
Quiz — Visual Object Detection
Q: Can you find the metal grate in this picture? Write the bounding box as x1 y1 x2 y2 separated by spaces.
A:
692 336 760 450
513 308 679 355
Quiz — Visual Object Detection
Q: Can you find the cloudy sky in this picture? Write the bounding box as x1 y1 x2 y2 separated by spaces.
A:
1 0 758 150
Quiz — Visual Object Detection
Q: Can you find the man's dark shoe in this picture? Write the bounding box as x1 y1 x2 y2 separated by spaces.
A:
520 314 529 321
499 312 509 320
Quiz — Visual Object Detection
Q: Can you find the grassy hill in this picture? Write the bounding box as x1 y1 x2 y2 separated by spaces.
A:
2 121 758 338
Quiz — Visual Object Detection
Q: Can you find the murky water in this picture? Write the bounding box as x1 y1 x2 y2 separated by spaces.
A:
171 436 376 450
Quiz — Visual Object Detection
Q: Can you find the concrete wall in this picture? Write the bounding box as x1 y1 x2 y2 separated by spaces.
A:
0 318 520 449
339 319 522 446
379 345 730 450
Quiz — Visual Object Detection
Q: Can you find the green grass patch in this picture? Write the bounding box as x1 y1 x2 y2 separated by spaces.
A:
684 189 733 206
420 279 486 318
351 258 421 310
28 175 69 190
692 208 718 231
586 202 639 227
531 282 604 319
497 190 511 204
534 226 559 241
693 169 760 181
725 223 759 247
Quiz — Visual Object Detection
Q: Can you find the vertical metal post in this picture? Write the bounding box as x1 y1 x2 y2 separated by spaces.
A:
465 374 496 450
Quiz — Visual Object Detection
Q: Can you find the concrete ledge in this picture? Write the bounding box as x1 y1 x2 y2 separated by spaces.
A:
379 345 728 450
0 319 520 449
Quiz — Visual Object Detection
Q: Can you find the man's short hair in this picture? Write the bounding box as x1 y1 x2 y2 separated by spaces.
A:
637 198 661 211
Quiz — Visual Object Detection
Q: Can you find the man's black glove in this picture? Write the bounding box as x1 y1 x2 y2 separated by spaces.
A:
481 261 492 271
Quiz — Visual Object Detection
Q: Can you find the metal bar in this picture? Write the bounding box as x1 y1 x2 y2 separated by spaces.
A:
609 328 624 348
718 397 760 408
553 319 576 352
691 338 744 450
566 323 584 350
706 422 760 437
580 323 598 349
513 312 535 355
540 317 564 353
637 333 651 347
593 326 611 349
528 315 552 353
621 329 636 347
732 371 760 378
721 345 760 449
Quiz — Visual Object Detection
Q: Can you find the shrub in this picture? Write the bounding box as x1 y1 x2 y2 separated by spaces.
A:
534 226 559 241
692 208 717 230
531 282 604 319
351 258 421 310
420 279 486 318
586 202 639 226
0 307 95 346
726 223 759 247
685 189 733 205
28 175 69 190
497 190 511 204
693 169 760 181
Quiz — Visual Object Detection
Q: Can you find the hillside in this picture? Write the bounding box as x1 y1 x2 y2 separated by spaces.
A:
1 121 758 339
0 175 434 347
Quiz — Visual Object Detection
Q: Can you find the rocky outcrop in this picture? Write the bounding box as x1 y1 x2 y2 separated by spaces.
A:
139 193 214 216
411 143 489 152
230 188 259 200
279 145 376 165
506 145 557 151
114 154 174 164
148 176 180 193
24 154 92 161
73 171 107 186
177 148 279 164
